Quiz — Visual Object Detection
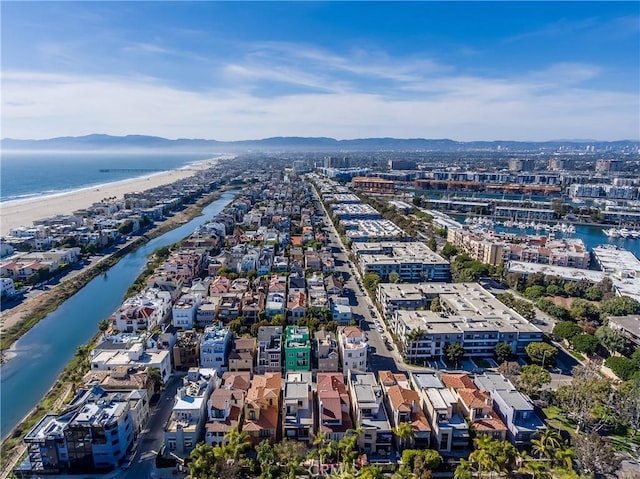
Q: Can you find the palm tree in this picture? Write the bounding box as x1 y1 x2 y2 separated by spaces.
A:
518 453 552 479
188 442 219 479
392 421 415 450
224 429 251 461
553 443 574 471
531 428 563 459
454 458 475 479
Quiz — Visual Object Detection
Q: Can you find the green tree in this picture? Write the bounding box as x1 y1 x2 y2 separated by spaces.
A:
595 326 627 354
469 434 518 477
427 237 438 252
389 271 400 283
454 458 474 479
569 299 600 323
583 286 602 301
363 272 381 292
518 452 552 479
555 375 613 433
255 440 279 479
525 342 558 367
552 321 583 341
494 342 513 364
531 428 563 459
392 421 415 450
446 343 465 367
570 334 599 355
604 356 638 381
430 297 442 313
188 442 219 479
599 295 640 320
98 319 110 333
517 364 551 398
441 242 459 259
546 284 563 296
357 465 385 479
148 367 163 393
524 285 545 300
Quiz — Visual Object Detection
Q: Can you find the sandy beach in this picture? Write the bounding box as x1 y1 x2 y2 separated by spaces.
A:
0 159 223 237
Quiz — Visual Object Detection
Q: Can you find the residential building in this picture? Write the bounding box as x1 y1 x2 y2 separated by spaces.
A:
338 326 368 374
199 323 232 371
205 388 245 445
379 283 543 359
378 371 431 449
110 288 172 333
287 291 307 319
90 340 172 383
164 369 219 457
172 294 200 329
243 372 282 445
440 373 507 441
347 370 393 457
410 373 469 454
196 296 221 327
608 315 640 347
284 326 311 372
352 242 450 282
282 372 314 444
315 330 339 372
228 337 256 373
173 330 201 371
474 372 545 446
256 326 283 374
317 373 353 441
20 387 134 475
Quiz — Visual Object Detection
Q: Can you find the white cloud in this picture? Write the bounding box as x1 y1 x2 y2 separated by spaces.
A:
2 66 638 141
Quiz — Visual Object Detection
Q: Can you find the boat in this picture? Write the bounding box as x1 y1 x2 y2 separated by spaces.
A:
603 228 619 238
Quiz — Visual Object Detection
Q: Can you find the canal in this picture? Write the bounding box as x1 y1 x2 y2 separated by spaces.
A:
0 190 238 439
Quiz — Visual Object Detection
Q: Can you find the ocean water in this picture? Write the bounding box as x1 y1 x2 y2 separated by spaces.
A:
0 151 216 203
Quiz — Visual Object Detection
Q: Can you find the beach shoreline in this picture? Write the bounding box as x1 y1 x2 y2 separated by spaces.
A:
0 156 227 236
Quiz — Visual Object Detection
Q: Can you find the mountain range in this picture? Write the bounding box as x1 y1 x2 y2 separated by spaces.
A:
2 134 638 152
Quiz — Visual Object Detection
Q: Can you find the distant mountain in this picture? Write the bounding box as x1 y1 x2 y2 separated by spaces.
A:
1 134 638 153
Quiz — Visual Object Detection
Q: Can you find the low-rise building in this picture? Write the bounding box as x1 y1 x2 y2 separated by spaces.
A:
440 373 507 441
608 315 640 347
199 324 232 371
352 242 450 282
228 337 256 373
243 372 282 445
317 373 353 441
410 373 469 454
347 370 393 457
473 372 545 446
257 326 283 374
378 371 431 449
164 369 219 458
315 330 339 372
284 326 311 372
338 326 368 374
282 372 314 444
173 330 201 371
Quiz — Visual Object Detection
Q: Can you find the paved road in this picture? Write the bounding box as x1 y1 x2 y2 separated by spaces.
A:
123 374 185 479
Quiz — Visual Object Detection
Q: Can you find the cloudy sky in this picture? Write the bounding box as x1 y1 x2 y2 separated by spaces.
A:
2 1 639 141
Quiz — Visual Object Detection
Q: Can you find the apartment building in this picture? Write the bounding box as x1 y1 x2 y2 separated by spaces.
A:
199 324 232 371
315 330 340 372
284 326 311 372
243 372 282 445
317 373 353 441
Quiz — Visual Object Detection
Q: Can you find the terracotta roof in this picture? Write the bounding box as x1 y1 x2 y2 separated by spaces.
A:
387 385 419 413
339 326 365 338
410 409 431 432
222 371 251 391
378 370 397 387
440 373 476 391
319 390 342 421
209 389 245 410
474 411 507 432
458 388 492 409
317 373 348 395
243 405 279 432
233 337 256 351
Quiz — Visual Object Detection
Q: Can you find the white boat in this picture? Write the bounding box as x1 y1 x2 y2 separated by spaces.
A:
604 228 619 238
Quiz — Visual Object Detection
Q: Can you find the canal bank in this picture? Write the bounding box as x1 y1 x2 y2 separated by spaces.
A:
0 190 239 442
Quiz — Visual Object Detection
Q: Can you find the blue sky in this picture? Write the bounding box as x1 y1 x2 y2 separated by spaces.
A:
2 1 639 141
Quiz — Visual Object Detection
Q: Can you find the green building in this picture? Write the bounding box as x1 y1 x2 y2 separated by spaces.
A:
284 326 311 371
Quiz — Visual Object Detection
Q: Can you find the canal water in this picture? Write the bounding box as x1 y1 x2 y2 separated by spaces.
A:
0 190 238 440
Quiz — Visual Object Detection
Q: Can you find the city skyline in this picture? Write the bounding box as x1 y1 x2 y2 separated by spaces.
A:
2 1 639 141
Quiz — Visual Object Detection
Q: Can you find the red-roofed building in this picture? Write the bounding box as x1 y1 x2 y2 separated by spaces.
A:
243 372 282 444
316 373 353 441
440 373 507 441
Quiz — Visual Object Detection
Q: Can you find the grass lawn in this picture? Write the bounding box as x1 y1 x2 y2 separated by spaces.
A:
542 406 575 434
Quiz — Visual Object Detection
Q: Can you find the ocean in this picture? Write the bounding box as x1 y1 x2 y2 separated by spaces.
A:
0 151 216 203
